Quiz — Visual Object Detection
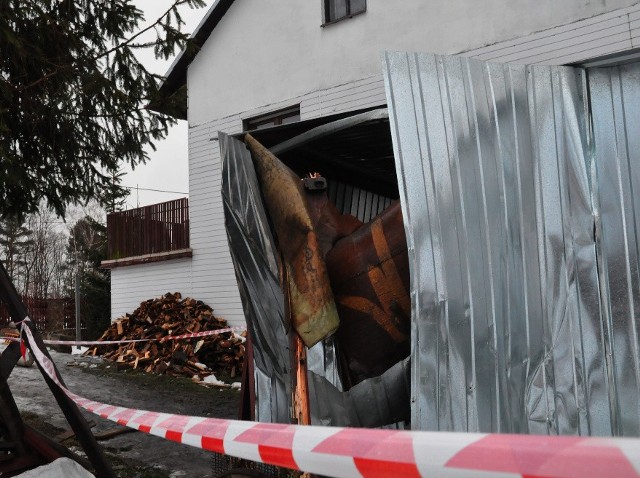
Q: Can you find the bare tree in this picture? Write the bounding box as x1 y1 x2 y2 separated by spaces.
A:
21 211 69 298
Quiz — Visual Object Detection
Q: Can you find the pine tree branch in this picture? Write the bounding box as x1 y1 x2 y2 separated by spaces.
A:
8 0 191 93
91 0 190 61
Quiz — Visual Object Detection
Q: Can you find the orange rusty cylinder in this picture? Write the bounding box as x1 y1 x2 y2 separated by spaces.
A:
325 201 411 387
304 188 364 258
244 134 340 348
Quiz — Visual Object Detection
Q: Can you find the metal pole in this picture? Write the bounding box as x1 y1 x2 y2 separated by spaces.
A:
74 264 81 351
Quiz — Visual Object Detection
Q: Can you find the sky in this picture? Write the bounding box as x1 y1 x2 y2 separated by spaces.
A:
121 1 215 209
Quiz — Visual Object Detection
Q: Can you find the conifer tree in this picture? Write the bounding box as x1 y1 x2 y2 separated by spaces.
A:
0 0 204 219
0 217 34 282
68 215 110 339
104 169 131 214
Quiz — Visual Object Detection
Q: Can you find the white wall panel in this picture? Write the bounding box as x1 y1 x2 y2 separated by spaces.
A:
187 116 246 327
465 3 640 65
110 258 192 320
187 0 638 124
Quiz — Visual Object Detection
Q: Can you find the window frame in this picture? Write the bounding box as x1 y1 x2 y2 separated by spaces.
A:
321 0 366 27
243 105 301 131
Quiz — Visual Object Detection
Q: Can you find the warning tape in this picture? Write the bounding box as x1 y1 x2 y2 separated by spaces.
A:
2 326 245 347
19 318 640 478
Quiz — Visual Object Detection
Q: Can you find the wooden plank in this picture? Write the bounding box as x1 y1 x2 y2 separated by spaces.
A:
94 427 137 441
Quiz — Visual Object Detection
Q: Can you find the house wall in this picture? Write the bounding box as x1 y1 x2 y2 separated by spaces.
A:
111 1 640 326
185 1 640 327
110 258 192 320
188 0 639 125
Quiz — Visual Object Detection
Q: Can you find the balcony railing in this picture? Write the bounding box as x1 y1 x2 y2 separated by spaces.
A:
106 198 190 261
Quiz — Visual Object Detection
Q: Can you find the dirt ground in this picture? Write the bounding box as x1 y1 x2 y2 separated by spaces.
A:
6 349 242 477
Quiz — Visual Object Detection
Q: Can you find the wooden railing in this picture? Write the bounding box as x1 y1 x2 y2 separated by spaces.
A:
106 198 190 260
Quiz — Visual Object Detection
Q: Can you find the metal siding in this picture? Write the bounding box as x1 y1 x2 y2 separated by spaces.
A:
326 179 394 222
220 132 292 423
301 76 387 120
188 120 247 328
465 4 640 65
383 51 619 435
589 62 640 436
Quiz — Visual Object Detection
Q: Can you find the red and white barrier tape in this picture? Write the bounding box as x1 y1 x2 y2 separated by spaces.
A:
2 326 245 347
19 319 640 478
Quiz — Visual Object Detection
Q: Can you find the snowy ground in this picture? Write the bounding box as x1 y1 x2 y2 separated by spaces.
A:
6 349 241 477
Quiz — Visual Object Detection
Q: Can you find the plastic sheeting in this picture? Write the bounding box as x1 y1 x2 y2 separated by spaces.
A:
221 132 291 423
16 458 94 478
384 51 640 436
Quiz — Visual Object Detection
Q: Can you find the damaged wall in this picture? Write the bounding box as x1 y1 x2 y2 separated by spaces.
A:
384 51 640 436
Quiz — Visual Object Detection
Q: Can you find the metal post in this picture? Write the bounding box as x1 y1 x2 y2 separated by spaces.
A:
74 266 81 351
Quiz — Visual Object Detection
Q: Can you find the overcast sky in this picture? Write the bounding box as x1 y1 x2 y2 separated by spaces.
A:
121 1 214 209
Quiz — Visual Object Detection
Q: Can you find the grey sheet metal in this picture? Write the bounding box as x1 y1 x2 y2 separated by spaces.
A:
220 132 292 423
383 51 628 435
270 109 389 156
308 358 410 427
220 132 409 426
589 62 640 436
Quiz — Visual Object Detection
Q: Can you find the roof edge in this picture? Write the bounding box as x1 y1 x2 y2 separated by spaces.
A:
151 0 236 118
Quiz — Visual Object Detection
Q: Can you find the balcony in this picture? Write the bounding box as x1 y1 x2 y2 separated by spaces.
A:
102 198 191 269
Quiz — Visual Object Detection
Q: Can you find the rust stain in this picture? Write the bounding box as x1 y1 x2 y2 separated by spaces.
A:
370 220 411 318
338 295 408 343
245 134 339 347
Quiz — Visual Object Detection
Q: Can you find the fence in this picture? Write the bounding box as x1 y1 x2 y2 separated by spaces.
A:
106 198 190 260
0 297 80 331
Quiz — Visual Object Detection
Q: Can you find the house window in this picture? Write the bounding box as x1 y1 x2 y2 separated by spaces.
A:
323 0 366 25
244 106 301 131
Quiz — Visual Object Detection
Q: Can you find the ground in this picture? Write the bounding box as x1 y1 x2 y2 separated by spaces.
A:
6 349 241 477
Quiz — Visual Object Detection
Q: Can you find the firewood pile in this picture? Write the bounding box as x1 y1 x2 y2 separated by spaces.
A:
85 292 245 386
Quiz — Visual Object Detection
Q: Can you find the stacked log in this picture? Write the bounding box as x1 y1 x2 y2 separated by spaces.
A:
86 292 245 385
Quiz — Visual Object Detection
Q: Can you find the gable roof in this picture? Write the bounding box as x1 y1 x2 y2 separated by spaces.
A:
155 0 236 119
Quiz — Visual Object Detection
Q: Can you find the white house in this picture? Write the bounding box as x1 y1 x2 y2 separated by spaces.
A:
105 0 640 327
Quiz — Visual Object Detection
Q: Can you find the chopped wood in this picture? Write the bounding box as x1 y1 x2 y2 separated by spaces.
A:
86 292 245 383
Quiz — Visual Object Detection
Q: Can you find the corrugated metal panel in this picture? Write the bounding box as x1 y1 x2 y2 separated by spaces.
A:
327 179 393 223
589 62 640 436
220 132 292 423
383 51 619 435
